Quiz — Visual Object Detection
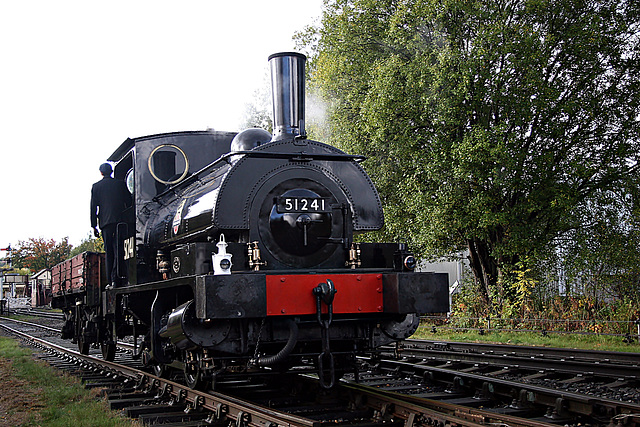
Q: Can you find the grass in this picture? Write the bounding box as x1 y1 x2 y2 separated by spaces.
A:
0 336 139 426
412 326 640 353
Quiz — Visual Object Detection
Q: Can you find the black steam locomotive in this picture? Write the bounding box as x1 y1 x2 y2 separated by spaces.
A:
52 52 448 388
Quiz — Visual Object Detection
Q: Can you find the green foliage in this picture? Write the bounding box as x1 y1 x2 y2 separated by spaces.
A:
554 187 640 302
412 327 640 353
12 237 72 271
240 104 273 133
497 261 539 319
450 280 488 323
299 0 640 311
7 267 30 275
449 285 640 336
69 234 104 258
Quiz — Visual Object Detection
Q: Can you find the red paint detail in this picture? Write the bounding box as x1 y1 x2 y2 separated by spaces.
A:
266 273 384 316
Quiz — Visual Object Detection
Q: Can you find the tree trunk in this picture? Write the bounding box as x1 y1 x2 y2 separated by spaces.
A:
467 238 499 312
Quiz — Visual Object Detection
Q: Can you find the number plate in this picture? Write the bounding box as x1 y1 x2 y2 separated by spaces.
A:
276 197 331 213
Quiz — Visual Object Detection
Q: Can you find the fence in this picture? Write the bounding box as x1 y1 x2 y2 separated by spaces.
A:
421 315 640 341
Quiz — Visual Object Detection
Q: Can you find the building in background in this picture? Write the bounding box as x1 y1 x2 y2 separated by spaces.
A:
1 273 30 298
30 269 52 307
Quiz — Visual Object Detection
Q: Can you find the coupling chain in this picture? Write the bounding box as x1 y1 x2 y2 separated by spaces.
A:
249 317 266 367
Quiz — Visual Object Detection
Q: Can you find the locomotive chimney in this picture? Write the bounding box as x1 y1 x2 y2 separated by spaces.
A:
268 52 306 141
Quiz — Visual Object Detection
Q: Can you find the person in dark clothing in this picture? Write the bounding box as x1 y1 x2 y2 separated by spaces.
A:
90 163 132 288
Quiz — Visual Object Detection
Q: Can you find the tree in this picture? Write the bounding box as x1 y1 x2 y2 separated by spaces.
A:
12 237 73 271
300 0 640 312
239 74 273 132
240 104 272 133
555 185 640 303
69 234 104 258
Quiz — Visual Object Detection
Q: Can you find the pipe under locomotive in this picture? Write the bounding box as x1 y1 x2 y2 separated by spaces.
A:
52 52 449 389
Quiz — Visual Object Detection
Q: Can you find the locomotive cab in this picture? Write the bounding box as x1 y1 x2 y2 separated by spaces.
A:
107 130 238 284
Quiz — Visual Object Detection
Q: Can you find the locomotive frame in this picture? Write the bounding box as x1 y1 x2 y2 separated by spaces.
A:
52 52 449 389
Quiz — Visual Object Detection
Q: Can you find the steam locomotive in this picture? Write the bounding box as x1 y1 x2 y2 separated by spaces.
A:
51 52 449 389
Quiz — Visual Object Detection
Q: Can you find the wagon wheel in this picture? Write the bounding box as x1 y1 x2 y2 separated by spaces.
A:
101 341 116 361
76 307 90 355
100 319 116 361
77 337 90 355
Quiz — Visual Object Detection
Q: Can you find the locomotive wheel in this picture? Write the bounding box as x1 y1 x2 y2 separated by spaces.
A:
184 364 204 390
101 342 116 361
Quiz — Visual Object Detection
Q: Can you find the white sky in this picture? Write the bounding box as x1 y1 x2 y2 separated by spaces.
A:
0 1 323 248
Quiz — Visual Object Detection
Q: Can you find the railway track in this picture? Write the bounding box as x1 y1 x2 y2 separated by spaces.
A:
399 338 640 367
391 339 640 402
6 307 65 321
1 314 639 425
348 356 640 425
